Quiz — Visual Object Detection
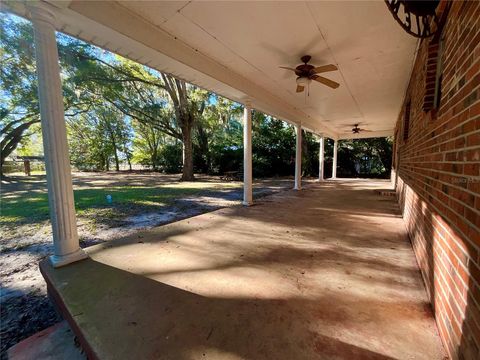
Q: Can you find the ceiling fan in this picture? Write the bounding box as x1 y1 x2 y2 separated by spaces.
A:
348 123 372 134
280 55 340 94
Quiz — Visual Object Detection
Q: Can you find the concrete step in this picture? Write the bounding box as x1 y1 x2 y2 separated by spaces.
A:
7 321 85 360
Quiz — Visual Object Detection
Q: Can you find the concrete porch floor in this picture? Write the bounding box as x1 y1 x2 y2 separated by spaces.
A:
41 179 446 360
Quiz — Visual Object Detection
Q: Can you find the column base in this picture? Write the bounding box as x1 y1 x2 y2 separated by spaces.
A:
294 186 302 191
50 248 88 268
242 200 253 206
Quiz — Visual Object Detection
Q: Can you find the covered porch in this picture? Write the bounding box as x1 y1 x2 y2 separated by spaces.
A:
0 0 415 267
40 179 445 359
2 0 453 358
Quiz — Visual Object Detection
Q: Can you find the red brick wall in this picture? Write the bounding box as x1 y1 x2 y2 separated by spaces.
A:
393 1 480 359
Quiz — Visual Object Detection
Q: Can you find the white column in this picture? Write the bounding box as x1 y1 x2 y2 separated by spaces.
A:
332 139 338 179
243 103 253 206
30 5 87 267
294 124 302 190
318 135 325 181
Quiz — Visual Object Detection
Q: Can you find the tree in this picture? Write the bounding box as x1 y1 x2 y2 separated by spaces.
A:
301 130 320 177
252 113 296 177
0 16 40 174
193 95 242 173
132 118 166 171
160 74 208 180
0 16 95 175
97 107 131 171
68 113 110 171
67 105 132 172
68 49 209 180
207 100 243 175
337 138 393 178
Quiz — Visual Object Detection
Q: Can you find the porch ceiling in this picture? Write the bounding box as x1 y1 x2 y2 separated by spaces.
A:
3 0 418 139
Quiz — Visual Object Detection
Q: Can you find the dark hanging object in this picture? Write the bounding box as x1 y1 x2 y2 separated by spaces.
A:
385 0 440 38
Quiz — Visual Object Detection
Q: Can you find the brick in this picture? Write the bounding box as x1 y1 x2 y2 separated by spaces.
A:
394 2 480 358
464 163 480 176
467 133 480 147
464 207 480 228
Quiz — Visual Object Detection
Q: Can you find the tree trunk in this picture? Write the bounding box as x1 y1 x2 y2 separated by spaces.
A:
0 118 40 175
107 127 120 171
113 149 120 171
160 74 198 181
151 151 157 171
124 147 132 171
195 123 210 173
181 124 195 181
206 153 211 174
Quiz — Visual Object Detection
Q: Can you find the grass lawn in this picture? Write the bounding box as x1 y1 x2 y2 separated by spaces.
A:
0 172 295 249
1 180 241 228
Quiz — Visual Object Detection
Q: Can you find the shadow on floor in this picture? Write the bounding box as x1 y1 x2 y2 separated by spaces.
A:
40 179 444 359
43 259 397 360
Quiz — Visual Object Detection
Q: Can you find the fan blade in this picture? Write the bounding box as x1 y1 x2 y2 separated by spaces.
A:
313 76 340 89
279 66 297 72
313 64 338 74
296 85 305 93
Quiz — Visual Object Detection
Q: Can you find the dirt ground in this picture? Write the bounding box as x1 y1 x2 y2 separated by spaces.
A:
0 171 301 357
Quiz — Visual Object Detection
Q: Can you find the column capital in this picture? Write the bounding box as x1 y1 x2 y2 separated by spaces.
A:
243 99 253 108
28 2 56 26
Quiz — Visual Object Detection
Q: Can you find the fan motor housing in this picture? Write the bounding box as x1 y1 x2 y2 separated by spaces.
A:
295 64 315 77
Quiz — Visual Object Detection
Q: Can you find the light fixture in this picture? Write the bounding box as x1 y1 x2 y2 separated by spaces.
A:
296 77 311 87
296 77 312 98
